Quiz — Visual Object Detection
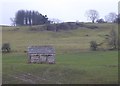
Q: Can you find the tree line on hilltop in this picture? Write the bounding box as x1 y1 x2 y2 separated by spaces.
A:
10 9 120 26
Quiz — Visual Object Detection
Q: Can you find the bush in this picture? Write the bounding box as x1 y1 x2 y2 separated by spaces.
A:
85 25 98 29
57 23 71 31
90 41 98 51
46 24 57 31
96 19 106 23
2 43 11 53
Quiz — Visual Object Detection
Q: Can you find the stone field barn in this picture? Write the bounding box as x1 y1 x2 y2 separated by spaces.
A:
27 46 55 64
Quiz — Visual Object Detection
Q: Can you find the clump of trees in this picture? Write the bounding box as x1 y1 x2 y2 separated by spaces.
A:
106 29 118 50
11 10 50 26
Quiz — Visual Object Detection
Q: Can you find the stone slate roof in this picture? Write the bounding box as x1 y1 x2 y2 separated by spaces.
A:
28 46 55 54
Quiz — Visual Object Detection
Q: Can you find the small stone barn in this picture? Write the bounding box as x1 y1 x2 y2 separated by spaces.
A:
27 46 55 64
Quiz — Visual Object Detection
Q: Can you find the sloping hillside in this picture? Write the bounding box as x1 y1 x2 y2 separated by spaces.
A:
2 23 118 53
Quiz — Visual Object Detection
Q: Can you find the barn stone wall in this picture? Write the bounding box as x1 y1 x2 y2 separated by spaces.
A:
29 54 55 64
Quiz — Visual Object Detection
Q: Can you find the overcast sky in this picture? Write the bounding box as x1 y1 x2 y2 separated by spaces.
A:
0 0 119 25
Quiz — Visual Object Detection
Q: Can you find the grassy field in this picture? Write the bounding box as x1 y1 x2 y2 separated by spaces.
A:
3 51 118 84
2 23 118 84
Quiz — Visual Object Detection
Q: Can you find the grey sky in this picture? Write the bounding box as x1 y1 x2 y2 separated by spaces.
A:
0 0 119 25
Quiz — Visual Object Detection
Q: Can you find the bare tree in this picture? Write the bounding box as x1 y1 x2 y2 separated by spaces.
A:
10 18 16 26
85 9 99 23
49 18 62 24
105 12 117 22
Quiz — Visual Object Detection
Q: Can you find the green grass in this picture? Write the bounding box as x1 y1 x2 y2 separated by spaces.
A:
3 51 118 84
2 23 118 84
